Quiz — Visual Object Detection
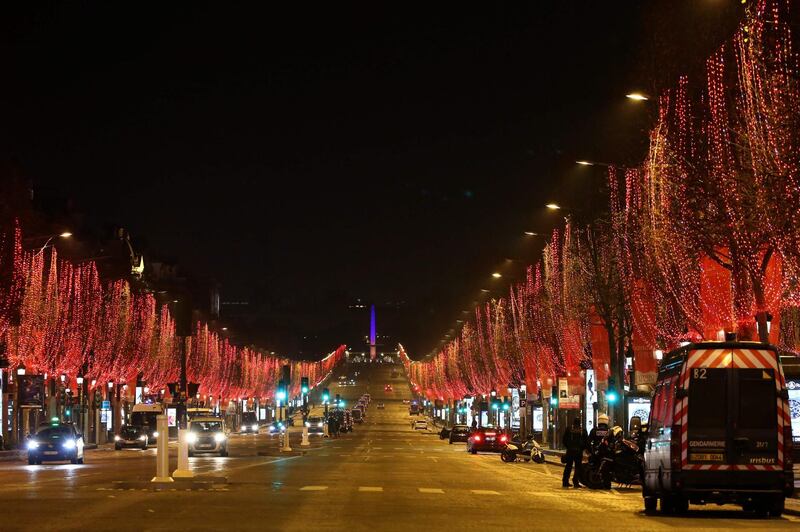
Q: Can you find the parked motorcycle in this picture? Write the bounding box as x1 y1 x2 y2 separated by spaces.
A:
500 435 546 464
580 425 643 488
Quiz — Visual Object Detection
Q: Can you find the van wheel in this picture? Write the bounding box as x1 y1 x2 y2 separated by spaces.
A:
769 497 784 517
643 496 658 514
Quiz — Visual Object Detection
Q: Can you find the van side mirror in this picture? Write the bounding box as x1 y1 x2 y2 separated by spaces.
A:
675 388 688 399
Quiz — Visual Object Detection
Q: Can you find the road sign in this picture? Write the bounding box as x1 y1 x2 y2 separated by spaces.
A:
519 398 527 408
101 400 111 410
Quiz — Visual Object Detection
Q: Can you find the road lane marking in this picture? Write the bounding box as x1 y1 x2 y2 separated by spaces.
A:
428 457 439 462
418 488 444 494
470 489 501 495
358 486 383 492
299 485 328 491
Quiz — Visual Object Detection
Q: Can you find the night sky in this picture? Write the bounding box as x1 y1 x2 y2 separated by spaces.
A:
0 2 744 359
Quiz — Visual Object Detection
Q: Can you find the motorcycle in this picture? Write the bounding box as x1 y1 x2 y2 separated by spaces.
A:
500 435 546 464
580 426 643 488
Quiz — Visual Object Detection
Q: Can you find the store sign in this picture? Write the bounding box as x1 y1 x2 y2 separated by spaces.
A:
533 406 543 432
627 397 651 429
787 379 800 442
585 369 596 433
167 407 177 427
558 378 569 399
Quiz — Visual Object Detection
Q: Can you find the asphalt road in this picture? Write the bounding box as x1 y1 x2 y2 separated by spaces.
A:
0 362 798 531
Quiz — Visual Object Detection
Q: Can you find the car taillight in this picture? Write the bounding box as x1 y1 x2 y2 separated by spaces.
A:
670 424 682 473
784 426 793 470
500 435 508 443
473 434 481 442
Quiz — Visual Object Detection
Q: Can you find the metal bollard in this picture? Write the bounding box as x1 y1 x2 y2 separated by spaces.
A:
151 415 173 483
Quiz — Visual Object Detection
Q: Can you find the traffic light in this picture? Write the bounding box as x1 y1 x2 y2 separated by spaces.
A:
301 376 309 394
501 397 510 411
550 386 558 407
606 378 619 404
322 388 330 404
276 380 287 402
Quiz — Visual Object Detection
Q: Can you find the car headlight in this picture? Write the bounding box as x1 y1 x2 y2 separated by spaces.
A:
305 422 310 427
269 426 276 432
318 422 323 428
214 433 226 443
114 435 121 441
186 432 198 444
63 439 76 449
152 432 159 438
252 424 258 431
241 426 246 432
27 440 39 450
138 435 147 441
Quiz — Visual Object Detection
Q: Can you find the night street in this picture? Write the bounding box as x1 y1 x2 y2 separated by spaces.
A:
0 363 797 531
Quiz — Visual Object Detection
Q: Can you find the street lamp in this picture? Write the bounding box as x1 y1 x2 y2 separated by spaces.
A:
491 272 501 278
625 92 649 101
545 203 562 210
524 231 540 236
576 160 593 166
16 364 26 376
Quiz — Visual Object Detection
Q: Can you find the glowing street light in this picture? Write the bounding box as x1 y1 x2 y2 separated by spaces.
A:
491 272 501 278
626 92 649 102
524 231 540 236
545 203 562 210
59 232 73 238
576 160 593 166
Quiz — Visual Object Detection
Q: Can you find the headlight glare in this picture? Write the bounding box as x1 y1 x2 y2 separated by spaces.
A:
114 435 121 441
138 435 147 441
252 424 258 431
214 433 226 443
152 431 159 438
63 439 76 449
186 432 198 444
27 440 39 450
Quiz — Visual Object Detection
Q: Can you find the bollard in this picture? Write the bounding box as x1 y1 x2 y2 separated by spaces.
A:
151 415 173 483
301 425 310 446
173 427 194 479
281 429 292 452
323 422 329 438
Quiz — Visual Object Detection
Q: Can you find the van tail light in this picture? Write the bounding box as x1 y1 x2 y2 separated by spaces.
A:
784 426 793 470
473 434 482 442
670 424 682 473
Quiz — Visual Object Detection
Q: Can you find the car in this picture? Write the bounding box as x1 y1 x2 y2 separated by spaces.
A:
27 423 85 464
448 424 470 444
384 384 393 392
305 416 325 434
187 417 229 457
240 412 259 434
642 341 794 517
268 420 286 434
352 408 364 423
377 403 385 409
130 403 162 444
413 419 428 431
466 427 508 454
401 399 410 404
438 427 451 439
114 425 149 450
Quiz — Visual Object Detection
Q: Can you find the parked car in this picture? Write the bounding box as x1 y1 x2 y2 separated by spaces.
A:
187 417 229 457
377 403 385 409
642 342 794 517
413 419 428 431
27 423 85 465
466 427 508 454
448 424 470 444
114 425 149 450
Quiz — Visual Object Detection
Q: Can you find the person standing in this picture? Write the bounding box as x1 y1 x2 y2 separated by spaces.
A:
562 418 587 488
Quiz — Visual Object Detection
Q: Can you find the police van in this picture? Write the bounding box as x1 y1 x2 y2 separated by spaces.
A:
643 342 794 517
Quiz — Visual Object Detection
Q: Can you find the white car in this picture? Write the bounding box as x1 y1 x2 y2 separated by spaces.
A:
413 419 428 430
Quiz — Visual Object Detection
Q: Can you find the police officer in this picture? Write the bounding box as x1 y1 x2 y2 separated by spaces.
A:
588 413 610 452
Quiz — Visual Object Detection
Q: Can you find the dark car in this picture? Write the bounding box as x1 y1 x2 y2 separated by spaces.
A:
27 423 85 464
268 420 287 434
240 412 259 434
466 426 508 454
114 425 149 450
448 424 470 444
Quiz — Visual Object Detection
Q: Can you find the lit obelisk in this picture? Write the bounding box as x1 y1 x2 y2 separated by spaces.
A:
369 304 377 361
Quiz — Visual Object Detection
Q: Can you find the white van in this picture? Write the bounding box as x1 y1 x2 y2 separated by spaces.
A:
643 342 794 517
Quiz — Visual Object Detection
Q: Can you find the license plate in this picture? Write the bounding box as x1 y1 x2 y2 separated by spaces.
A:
690 453 724 461
486 437 495 441
43 451 58 456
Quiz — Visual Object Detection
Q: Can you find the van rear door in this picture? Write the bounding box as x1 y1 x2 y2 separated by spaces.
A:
687 367 728 465
732 368 778 467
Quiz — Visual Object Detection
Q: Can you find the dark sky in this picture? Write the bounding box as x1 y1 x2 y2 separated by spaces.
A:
0 2 744 359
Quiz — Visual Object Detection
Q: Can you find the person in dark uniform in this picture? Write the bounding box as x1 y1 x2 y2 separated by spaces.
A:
562 418 587 487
